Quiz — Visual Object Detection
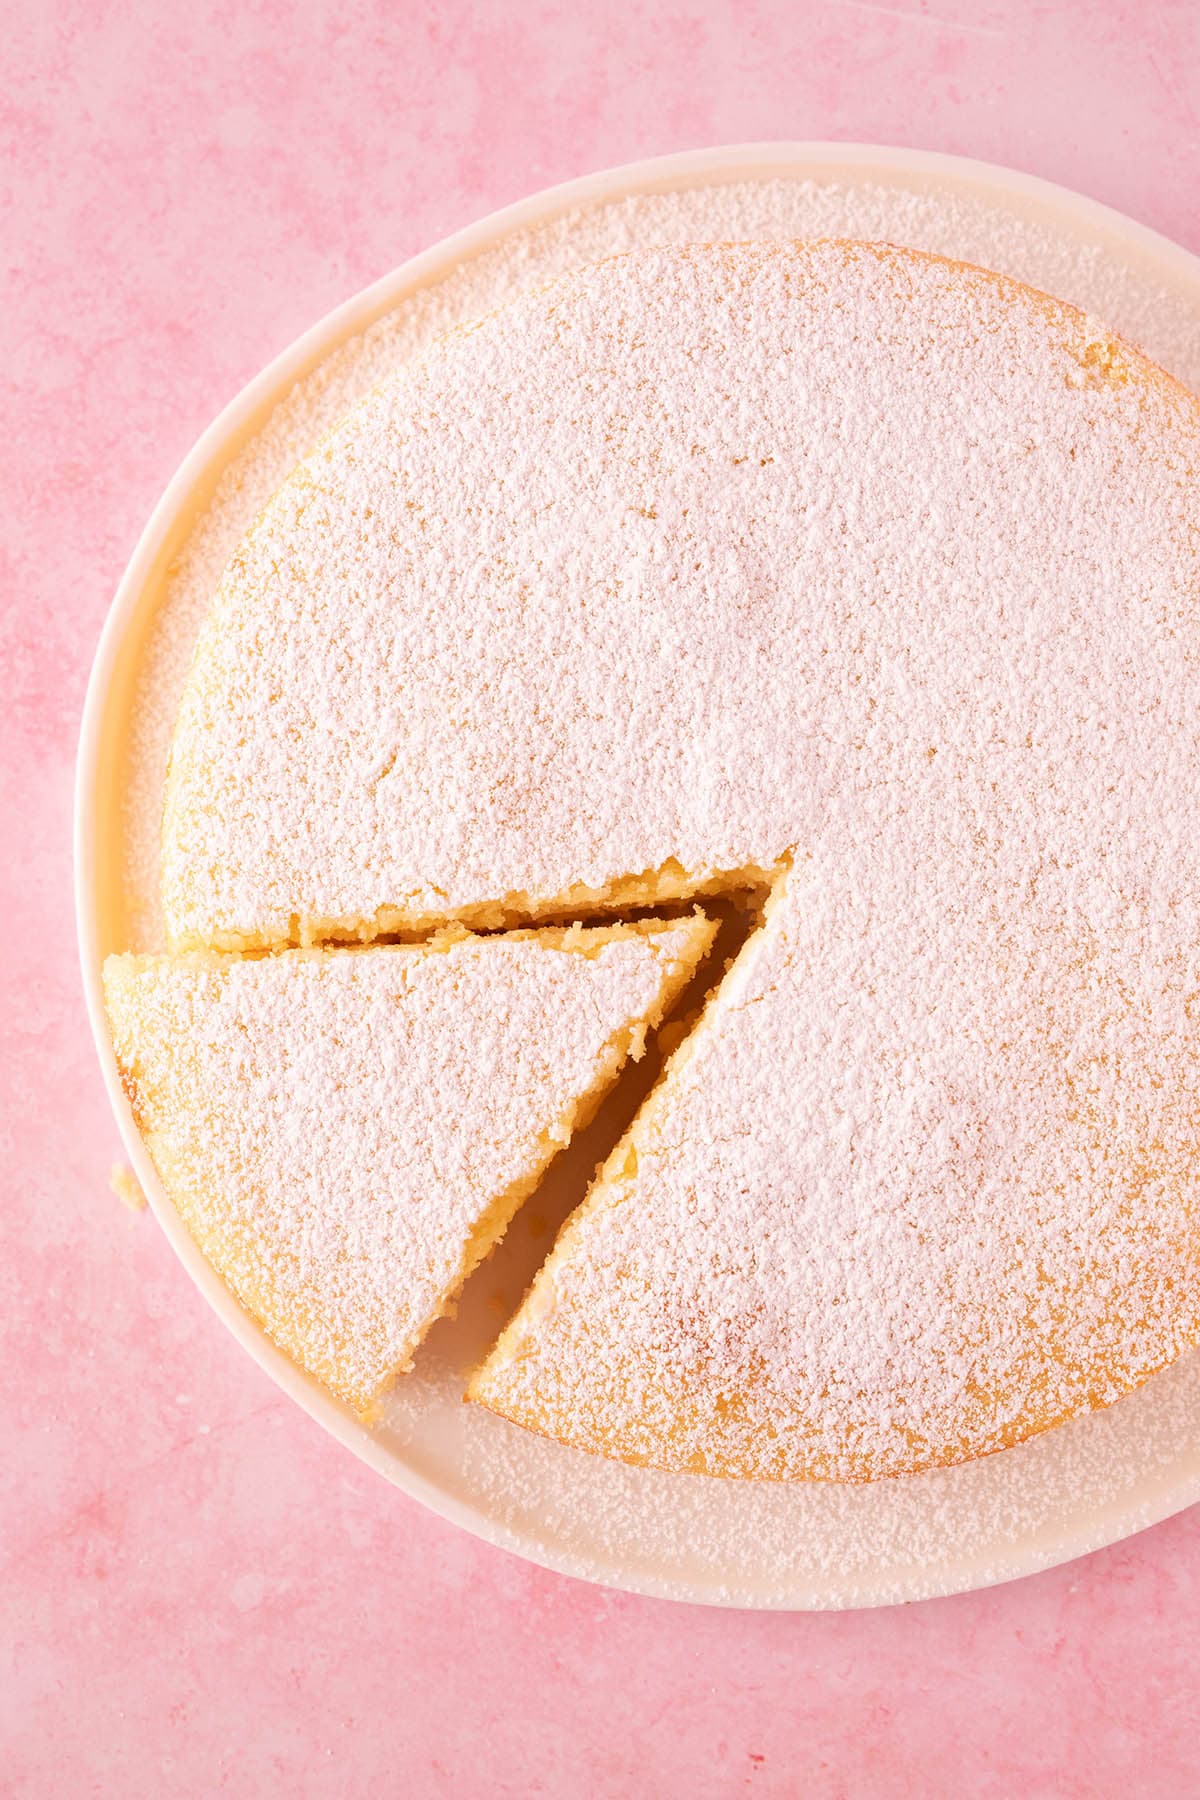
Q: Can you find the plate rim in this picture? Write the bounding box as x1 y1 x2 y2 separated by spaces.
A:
75 140 1200 1609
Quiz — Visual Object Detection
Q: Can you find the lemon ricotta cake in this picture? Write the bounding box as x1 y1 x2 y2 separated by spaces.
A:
150 240 1200 1478
104 917 713 1414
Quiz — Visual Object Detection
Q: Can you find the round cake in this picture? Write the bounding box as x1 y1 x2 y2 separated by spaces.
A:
153 240 1200 1480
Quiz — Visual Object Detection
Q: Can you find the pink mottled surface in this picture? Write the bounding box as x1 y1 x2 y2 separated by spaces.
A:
5 1 1200 1793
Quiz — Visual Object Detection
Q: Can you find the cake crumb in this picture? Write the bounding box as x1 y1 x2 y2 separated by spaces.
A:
110 1162 147 1213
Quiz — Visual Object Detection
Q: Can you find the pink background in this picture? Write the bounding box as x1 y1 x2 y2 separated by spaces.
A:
6 1 1200 1793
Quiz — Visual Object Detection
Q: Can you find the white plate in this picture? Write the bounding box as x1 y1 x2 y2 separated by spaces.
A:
77 143 1200 1608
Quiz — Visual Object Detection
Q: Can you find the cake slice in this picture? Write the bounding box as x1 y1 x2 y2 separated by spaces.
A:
103 915 713 1415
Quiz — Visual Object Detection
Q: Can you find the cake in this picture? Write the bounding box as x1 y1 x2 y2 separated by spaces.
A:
103 917 713 1415
147 240 1200 1479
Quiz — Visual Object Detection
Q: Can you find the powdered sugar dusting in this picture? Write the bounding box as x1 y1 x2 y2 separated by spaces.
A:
159 230 1200 1486
113 164 1200 1603
160 233 1200 1474
384 1338 1200 1606
161 242 1200 955
123 174 1200 955
102 919 710 1414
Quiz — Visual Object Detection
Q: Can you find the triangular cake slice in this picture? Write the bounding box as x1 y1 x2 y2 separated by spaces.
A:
103 915 713 1415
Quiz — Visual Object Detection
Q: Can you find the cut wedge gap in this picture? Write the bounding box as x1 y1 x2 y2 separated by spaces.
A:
167 858 787 954
399 886 776 1389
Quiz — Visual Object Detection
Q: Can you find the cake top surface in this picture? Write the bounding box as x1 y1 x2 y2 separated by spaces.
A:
162 238 1200 950
159 238 1200 1476
118 172 1200 1589
103 918 712 1413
